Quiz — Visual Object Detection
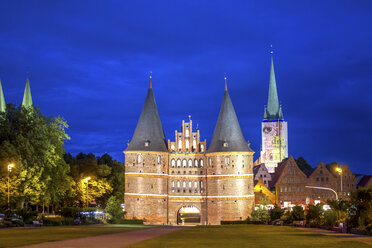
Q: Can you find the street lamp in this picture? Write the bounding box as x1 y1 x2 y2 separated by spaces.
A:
7 164 14 210
336 167 343 196
84 177 91 208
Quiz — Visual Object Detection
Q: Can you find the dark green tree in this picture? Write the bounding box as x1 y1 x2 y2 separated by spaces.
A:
270 205 284 221
306 204 324 225
295 157 313 175
291 205 305 221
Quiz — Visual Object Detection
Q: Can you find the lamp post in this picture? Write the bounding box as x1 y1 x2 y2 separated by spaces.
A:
336 167 343 196
7 164 14 210
84 177 91 208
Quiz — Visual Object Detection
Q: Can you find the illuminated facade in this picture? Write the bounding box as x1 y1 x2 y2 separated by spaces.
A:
261 57 288 173
124 78 255 225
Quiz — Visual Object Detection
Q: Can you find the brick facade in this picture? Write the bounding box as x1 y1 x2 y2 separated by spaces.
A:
124 118 254 225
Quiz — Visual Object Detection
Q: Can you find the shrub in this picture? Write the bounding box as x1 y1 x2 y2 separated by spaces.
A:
270 205 284 221
291 206 305 221
105 196 124 223
251 207 270 223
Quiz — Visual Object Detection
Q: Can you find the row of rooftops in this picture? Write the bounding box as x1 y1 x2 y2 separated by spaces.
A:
254 156 371 189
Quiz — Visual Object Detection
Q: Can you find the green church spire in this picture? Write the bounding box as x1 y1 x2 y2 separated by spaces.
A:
22 75 33 108
264 57 283 120
0 79 5 112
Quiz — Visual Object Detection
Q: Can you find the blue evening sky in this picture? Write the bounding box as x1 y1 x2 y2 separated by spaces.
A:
0 1 371 174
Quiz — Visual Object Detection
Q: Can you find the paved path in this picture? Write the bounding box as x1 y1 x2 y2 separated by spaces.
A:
297 227 372 245
20 226 185 248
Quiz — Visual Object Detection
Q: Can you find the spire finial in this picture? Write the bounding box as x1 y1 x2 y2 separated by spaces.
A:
270 44 274 55
188 115 191 122
224 73 227 91
149 71 152 89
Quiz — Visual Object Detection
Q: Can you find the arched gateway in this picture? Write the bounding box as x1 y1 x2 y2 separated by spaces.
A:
177 206 201 225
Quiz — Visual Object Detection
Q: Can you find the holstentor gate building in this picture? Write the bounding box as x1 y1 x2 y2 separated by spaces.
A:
124 77 255 225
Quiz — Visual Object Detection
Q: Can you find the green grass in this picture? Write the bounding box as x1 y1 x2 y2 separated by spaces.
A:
0 224 152 248
127 225 371 248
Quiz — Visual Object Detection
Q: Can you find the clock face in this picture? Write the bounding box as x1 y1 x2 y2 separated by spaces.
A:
263 126 272 134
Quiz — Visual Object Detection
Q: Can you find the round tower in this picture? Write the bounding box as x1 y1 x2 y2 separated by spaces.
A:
206 78 254 224
124 77 169 224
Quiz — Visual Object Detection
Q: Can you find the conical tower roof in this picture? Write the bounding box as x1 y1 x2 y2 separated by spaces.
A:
264 57 283 120
207 79 252 153
126 77 168 152
0 80 5 112
22 75 33 108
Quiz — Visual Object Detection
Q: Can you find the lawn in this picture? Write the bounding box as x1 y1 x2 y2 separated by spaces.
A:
0 224 152 248
126 225 371 248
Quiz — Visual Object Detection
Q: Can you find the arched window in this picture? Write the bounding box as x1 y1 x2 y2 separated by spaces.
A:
178 140 182 150
171 144 175 151
183 181 186 188
171 159 175 167
193 140 197 151
194 181 198 193
188 159 192 168
157 155 161 164
189 181 192 193
182 159 187 168
200 144 204 152
185 129 189 137
200 159 204 167
137 154 142 164
177 159 181 168
194 159 198 168
200 181 204 193
171 181 175 192
177 181 180 193
208 157 212 166
185 139 189 150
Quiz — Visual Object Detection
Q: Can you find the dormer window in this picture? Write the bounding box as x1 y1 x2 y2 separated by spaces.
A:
223 142 228 147
144 140 150 147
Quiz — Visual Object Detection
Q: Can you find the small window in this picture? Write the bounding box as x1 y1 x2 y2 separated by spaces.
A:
157 155 161 164
194 159 198 168
137 154 142 164
200 159 204 168
188 159 193 168
223 142 228 147
183 159 187 168
224 157 230 165
177 159 181 168
194 181 198 193
144 141 150 147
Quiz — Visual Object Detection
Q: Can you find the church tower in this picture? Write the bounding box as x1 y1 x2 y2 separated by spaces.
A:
261 57 288 173
124 77 169 224
0 80 6 113
206 78 255 224
22 75 33 108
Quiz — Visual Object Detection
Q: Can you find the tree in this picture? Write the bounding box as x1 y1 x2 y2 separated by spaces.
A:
327 199 349 225
105 196 123 223
251 206 270 223
0 105 70 209
270 205 284 221
348 187 372 228
306 204 324 225
291 205 305 221
295 157 313 175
